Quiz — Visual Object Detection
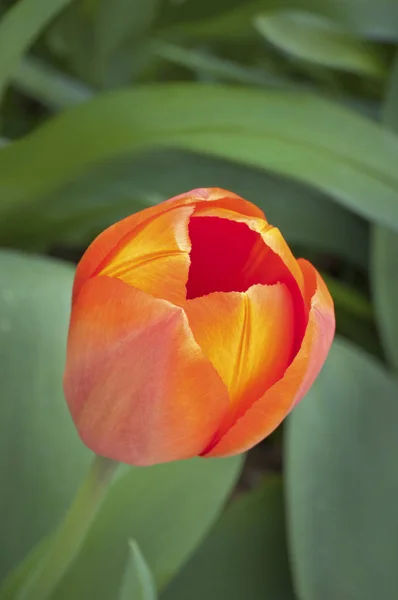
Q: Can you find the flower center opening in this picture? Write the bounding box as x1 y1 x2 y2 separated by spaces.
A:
186 216 270 300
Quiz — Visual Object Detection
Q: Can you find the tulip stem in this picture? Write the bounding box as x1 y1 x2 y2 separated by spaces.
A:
17 454 118 600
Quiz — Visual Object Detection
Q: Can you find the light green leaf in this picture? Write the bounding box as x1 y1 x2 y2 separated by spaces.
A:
161 477 296 600
119 542 157 600
254 11 385 78
371 51 398 371
0 251 91 584
11 57 92 111
0 0 73 101
0 85 397 229
285 337 398 599
51 455 243 599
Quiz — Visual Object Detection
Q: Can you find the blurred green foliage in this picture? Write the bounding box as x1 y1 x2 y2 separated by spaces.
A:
1 0 398 598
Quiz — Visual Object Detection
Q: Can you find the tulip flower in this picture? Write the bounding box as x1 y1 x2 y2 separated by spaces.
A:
64 188 335 466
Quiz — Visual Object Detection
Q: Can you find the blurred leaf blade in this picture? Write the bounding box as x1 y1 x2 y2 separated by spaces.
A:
95 0 159 59
11 57 92 111
0 0 73 102
0 148 369 269
254 11 386 78
0 85 398 230
286 337 398 599
0 251 91 583
161 477 296 600
119 542 157 600
158 0 398 42
51 455 244 599
371 51 398 371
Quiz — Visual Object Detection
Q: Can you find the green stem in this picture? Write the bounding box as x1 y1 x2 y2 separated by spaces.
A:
17 455 118 600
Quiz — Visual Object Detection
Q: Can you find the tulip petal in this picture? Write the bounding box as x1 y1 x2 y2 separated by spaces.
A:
261 227 304 295
99 205 193 305
185 283 295 438
64 277 229 466
73 188 264 301
203 261 335 457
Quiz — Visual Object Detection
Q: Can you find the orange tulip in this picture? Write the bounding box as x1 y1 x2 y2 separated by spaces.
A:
64 188 335 466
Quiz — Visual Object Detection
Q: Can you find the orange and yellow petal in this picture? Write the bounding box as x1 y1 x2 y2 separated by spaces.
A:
72 188 266 301
185 282 295 439
64 276 229 466
203 261 335 457
261 227 304 295
99 205 194 305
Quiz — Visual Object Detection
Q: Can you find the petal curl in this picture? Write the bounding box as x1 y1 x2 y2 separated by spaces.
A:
64 277 229 466
203 261 335 457
185 283 295 438
73 188 265 302
99 205 193 305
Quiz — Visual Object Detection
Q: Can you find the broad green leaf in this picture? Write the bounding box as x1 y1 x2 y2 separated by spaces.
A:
255 11 385 78
0 251 91 584
0 85 397 229
161 477 296 600
0 0 73 101
51 455 243 599
0 147 368 270
119 542 157 600
285 337 398 599
371 51 398 371
158 0 398 42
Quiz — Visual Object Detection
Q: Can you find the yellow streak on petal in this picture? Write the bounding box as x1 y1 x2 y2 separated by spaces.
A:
100 205 194 305
185 283 295 433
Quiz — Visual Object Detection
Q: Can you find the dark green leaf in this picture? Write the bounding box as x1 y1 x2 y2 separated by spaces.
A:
286 337 398 600
0 148 368 270
371 50 398 371
95 0 159 59
161 476 296 600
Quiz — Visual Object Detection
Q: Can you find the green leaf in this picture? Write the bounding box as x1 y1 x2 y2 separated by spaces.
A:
152 42 292 88
0 85 397 230
254 11 385 78
0 0 72 101
0 147 368 270
158 0 398 43
11 57 92 111
371 51 398 371
51 455 243 599
0 251 91 584
285 337 398 599
95 0 159 59
119 542 157 600
371 226 398 369
161 477 296 600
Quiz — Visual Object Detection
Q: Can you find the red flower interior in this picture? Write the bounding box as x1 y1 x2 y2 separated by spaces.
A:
186 215 307 356
187 216 287 298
